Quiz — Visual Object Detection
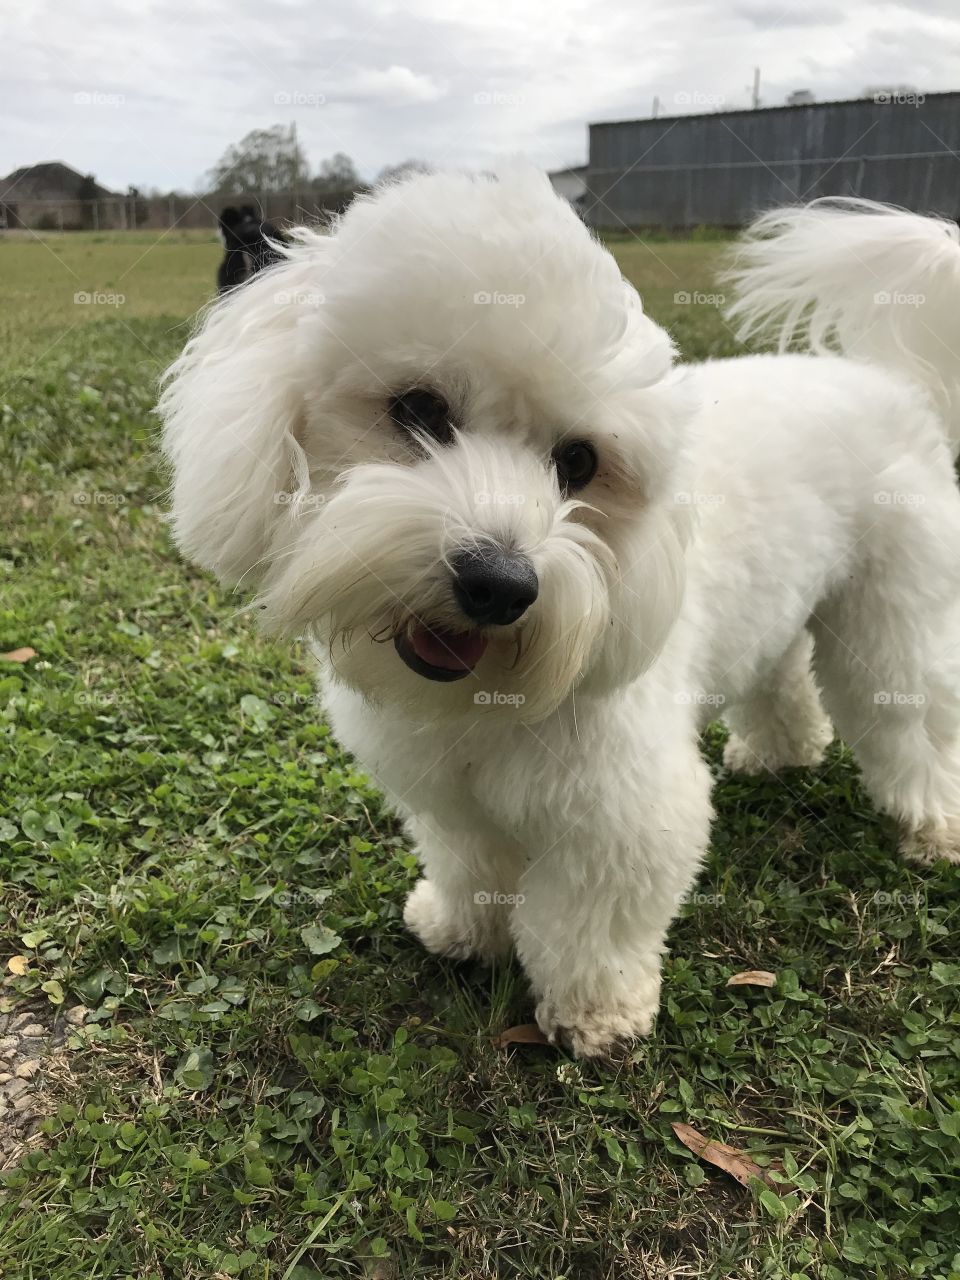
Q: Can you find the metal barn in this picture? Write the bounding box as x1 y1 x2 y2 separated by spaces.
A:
585 92 960 228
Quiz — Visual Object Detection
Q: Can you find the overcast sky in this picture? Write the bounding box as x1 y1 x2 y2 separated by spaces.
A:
2 0 958 191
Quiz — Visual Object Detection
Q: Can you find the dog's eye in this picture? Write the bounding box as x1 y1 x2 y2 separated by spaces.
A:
553 440 598 492
388 388 453 445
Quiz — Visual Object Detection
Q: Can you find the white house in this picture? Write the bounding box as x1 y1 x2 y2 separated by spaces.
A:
547 165 587 208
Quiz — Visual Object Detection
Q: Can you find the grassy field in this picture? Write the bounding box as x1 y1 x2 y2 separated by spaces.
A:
1 228 959 1280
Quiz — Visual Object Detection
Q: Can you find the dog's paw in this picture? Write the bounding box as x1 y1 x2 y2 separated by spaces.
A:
722 734 771 775
403 879 510 962
404 879 476 960
535 980 660 1060
900 819 960 866
723 727 830 775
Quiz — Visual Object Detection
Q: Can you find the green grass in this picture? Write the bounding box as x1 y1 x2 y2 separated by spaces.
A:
1 230 959 1280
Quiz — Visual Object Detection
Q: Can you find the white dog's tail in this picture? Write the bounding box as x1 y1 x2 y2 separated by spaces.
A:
725 198 960 450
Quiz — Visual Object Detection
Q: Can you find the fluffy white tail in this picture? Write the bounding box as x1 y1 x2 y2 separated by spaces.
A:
725 198 960 450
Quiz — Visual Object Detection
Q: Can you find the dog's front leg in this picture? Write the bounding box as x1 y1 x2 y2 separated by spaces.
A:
402 814 519 964
511 751 713 1059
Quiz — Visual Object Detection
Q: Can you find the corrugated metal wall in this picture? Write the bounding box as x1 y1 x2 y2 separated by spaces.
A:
585 93 960 228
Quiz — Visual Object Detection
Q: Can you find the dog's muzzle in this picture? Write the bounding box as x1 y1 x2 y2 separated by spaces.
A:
393 546 538 683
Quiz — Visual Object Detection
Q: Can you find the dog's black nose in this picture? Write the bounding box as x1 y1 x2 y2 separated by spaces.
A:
452 546 539 626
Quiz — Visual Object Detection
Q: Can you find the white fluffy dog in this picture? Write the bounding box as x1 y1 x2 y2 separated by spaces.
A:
159 170 960 1058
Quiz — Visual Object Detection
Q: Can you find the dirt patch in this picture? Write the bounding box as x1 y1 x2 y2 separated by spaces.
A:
0 1002 87 1167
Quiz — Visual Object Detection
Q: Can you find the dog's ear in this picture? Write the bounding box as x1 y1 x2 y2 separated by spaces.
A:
158 242 325 586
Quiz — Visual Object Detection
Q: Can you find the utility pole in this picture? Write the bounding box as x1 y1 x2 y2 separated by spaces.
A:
652 95 660 119
752 67 761 109
291 120 300 186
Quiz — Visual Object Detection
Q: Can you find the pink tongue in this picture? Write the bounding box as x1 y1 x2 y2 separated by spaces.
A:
410 625 487 671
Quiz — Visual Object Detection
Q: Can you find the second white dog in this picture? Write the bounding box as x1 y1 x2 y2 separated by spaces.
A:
160 172 960 1057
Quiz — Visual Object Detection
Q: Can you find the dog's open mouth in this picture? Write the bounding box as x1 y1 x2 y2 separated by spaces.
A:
395 624 487 682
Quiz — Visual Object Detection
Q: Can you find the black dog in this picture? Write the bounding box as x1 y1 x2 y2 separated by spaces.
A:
216 206 285 293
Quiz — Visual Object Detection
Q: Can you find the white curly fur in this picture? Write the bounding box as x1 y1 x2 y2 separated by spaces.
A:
159 171 960 1057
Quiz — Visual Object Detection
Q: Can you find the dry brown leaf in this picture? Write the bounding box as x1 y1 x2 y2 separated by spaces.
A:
1 647 37 664
491 1023 552 1049
727 969 777 988
6 956 30 976
671 1121 786 1191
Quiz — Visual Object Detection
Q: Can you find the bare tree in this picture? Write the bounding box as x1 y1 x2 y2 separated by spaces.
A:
77 173 101 230
377 159 431 184
315 152 359 189
311 152 363 214
206 125 308 195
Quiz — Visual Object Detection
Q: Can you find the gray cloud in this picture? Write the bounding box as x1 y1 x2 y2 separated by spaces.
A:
0 0 957 190
732 3 848 30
